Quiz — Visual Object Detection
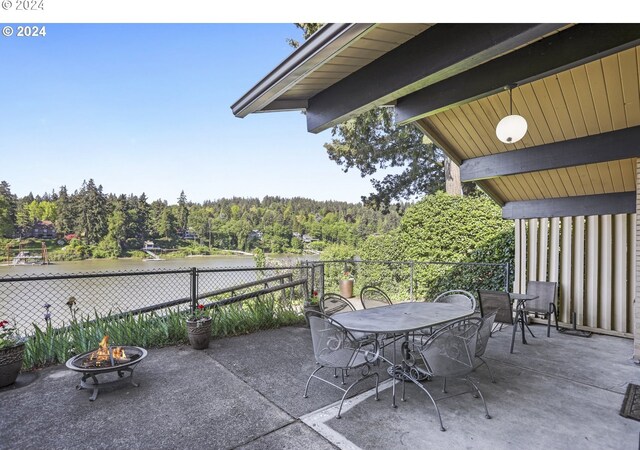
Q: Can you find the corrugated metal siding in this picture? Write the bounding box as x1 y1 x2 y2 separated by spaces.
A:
514 214 635 334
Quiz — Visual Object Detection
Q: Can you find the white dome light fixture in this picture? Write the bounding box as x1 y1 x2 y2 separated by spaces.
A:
496 84 527 144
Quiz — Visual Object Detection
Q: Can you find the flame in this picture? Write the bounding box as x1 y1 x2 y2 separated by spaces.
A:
83 335 129 367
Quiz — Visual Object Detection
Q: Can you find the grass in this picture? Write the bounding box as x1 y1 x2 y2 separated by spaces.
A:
21 294 305 371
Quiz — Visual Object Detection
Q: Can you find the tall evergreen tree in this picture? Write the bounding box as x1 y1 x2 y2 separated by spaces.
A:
55 186 76 235
0 181 17 237
177 190 189 233
76 179 108 244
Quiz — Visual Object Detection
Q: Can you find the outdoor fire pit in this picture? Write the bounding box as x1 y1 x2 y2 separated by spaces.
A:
65 336 147 401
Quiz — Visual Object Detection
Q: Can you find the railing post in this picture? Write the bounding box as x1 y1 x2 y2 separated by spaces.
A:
410 261 415 301
504 262 510 292
191 267 198 313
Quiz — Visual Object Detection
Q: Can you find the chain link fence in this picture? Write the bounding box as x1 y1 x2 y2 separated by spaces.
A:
312 259 510 302
0 259 509 334
0 265 311 334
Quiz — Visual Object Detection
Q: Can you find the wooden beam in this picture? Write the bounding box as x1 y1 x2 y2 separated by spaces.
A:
396 24 640 124
306 23 564 133
502 193 636 219
460 126 640 182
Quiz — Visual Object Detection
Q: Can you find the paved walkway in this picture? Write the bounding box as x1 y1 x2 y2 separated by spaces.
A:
1 322 639 449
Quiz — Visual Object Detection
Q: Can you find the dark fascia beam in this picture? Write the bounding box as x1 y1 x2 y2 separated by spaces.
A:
460 126 640 182
396 24 640 124
413 118 506 206
306 23 565 133
502 192 636 219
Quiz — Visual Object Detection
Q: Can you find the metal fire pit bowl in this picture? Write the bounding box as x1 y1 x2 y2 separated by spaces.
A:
65 346 147 401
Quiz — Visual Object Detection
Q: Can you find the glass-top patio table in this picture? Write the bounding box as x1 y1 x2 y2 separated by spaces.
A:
331 302 474 407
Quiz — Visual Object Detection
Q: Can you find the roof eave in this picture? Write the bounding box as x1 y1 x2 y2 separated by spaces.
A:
231 23 375 118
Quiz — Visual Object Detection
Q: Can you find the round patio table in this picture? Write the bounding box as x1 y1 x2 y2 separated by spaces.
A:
331 302 474 407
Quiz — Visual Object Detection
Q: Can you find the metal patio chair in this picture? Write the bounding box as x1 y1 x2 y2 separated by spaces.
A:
360 285 392 309
474 311 497 382
524 281 559 337
433 289 477 312
478 290 525 353
303 311 380 419
416 289 478 339
408 317 491 431
320 293 355 317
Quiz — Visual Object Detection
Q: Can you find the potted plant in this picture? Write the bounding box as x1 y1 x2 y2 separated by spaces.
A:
339 271 354 298
186 304 212 350
0 320 25 388
303 290 321 327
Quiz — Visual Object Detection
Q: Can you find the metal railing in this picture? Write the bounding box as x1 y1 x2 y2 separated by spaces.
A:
0 265 311 333
309 259 510 302
0 258 510 334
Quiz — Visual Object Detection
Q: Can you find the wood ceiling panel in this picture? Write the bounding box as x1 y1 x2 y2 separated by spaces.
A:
543 76 576 140
601 54 626 130
338 47 386 60
619 48 640 127
350 37 400 53
327 56 372 67
448 108 487 158
531 79 565 142
597 162 616 192
586 163 605 193
457 103 495 153
516 84 551 145
575 165 596 195
557 168 578 196
363 28 421 45
429 114 469 156
569 66 601 134
621 158 636 191
609 160 626 192
585 60 614 133
556 70 589 138
375 23 432 35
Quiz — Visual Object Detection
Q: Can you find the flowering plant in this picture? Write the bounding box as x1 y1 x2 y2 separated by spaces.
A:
341 271 354 281
0 320 22 349
188 304 211 323
306 290 319 305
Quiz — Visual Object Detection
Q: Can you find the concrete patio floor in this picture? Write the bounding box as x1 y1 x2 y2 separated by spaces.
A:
1 322 639 449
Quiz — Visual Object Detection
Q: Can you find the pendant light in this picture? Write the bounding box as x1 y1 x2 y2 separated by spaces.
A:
496 84 527 144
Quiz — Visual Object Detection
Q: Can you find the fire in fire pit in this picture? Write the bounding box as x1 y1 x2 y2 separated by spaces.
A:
66 338 147 401
82 335 133 368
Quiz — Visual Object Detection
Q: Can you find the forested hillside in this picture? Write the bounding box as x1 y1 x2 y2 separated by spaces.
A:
0 180 403 259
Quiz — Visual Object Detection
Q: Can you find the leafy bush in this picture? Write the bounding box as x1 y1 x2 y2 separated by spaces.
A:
358 192 514 299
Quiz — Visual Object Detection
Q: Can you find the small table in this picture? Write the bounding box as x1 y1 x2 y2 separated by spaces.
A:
331 302 473 407
509 293 538 353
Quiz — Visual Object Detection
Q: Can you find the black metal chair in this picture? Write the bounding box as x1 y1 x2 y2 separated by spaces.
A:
524 281 559 337
409 317 491 431
477 290 520 353
320 293 355 317
360 286 392 309
304 311 380 419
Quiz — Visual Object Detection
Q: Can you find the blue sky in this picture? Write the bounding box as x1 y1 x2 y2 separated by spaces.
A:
0 24 379 204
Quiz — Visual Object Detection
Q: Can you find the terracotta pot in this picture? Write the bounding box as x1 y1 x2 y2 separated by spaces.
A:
339 279 354 298
0 341 25 388
186 317 212 350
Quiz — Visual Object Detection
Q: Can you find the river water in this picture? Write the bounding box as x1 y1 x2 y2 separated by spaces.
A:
0 254 317 332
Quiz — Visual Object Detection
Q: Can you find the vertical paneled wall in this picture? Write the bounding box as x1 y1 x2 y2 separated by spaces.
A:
514 214 635 334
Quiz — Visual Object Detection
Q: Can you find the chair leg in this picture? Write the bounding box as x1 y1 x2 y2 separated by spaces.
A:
510 320 517 353
336 372 379 419
465 376 491 420
476 356 496 383
304 366 324 398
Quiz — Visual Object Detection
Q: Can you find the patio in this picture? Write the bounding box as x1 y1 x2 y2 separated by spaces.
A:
1 321 639 449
